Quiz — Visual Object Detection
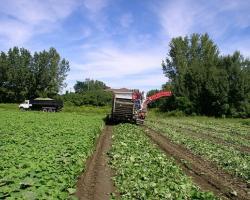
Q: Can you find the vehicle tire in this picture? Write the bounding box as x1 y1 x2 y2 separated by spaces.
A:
105 114 113 125
42 108 47 112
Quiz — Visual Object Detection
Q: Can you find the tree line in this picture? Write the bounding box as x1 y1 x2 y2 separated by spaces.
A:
0 47 70 103
1 33 249 117
60 79 112 106
150 33 250 118
0 46 111 107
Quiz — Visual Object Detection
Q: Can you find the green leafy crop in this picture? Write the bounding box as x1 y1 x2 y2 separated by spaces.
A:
109 124 218 200
146 117 250 181
0 109 103 199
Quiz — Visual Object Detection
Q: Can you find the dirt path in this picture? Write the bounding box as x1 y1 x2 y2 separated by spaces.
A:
143 126 250 200
76 125 116 200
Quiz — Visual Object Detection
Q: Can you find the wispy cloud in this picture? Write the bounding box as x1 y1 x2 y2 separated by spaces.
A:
0 0 79 47
157 0 197 38
66 43 166 91
156 0 250 56
0 0 249 92
157 0 250 38
68 46 164 79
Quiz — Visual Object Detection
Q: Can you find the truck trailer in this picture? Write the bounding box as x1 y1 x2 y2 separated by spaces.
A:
19 98 63 112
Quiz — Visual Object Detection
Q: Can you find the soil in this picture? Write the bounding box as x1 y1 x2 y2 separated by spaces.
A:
143 126 250 200
75 125 117 200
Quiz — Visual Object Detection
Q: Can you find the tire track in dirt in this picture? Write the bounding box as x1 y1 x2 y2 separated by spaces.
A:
143 126 250 200
151 120 250 153
76 125 117 200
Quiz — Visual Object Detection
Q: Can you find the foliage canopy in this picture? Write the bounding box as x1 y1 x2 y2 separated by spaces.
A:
0 47 70 102
161 33 250 117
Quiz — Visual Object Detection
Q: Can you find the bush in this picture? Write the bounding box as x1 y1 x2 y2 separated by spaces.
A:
61 90 112 107
160 96 193 115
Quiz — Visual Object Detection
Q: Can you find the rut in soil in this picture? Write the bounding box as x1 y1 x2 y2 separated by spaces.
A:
75 125 116 200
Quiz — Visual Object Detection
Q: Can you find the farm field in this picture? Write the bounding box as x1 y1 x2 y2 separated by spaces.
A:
109 124 217 199
1 105 250 200
0 108 104 199
146 117 250 181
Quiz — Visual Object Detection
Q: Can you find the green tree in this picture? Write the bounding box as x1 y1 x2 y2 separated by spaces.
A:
0 51 9 102
74 79 108 93
4 47 32 102
162 33 250 117
219 52 250 117
0 47 70 102
30 48 70 98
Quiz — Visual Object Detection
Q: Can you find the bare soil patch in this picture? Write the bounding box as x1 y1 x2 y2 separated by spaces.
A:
143 126 250 200
75 125 117 200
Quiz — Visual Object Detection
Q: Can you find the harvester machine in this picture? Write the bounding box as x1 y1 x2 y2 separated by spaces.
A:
107 90 172 125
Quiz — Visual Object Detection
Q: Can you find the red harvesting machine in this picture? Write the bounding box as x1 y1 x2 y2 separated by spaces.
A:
107 90 172 124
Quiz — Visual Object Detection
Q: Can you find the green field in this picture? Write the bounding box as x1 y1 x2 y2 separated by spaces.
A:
109 124 217 199
0 107 104 199
1 105 249 199
146 116 250 181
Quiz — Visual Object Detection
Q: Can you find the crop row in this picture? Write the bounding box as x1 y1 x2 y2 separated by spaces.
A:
147 118 250 148
109 124 218 200
0 110 103 199
146 120 250 181
150 117 250 138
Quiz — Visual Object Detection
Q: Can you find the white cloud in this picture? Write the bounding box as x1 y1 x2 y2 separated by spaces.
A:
0 19 32 46
0 0 78 24
157 0 250 39
70 48 162 78
81 0 111 32
157 0 198 37
65 45 166 91
0 0 79 46
155 0 250 60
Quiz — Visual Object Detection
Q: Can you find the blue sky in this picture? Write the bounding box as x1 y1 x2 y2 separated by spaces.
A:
0 0 250 92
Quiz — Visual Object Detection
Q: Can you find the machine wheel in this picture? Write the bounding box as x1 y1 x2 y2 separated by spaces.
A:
105 114 112 125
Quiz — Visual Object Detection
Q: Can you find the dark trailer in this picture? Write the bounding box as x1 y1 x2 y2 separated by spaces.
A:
19 98 63 112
